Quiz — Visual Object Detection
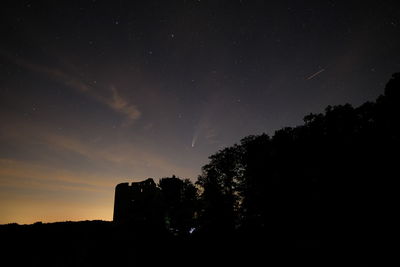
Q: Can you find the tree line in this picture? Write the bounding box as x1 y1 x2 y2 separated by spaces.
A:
152 73 399 246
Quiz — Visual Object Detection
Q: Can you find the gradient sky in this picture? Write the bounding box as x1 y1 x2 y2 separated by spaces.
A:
1 0 399 224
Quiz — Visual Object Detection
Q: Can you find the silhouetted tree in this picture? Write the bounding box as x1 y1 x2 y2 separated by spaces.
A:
195 72 399 249
196 145 244 232
158 175 198 235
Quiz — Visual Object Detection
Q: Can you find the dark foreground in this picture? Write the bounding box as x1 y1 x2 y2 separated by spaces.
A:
1 220 323 266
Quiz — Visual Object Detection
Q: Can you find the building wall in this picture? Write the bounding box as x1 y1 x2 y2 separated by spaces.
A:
113 178 161 224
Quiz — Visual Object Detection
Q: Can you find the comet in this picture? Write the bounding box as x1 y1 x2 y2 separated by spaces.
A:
306 68 325 80
191 134 198 148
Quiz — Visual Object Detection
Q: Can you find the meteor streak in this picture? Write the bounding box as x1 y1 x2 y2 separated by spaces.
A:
306 68 325 80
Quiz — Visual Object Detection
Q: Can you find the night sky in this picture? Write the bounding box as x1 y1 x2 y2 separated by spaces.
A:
1 0 399 224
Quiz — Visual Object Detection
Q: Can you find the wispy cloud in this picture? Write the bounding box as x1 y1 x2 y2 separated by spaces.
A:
0 50 141 122
42 132 197 179
0 120 198 180
110 86 141 121
0 158 112 192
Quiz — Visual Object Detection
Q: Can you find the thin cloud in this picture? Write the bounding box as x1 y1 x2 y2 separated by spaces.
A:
43 132 196 179
0 121 197 180
110 86 141 121
0 158 113 192
0 50 141 122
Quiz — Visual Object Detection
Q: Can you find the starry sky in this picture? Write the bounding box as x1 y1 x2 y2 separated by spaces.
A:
1 0 399 224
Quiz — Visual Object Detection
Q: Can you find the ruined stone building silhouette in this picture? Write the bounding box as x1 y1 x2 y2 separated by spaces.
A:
113 178 162 224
